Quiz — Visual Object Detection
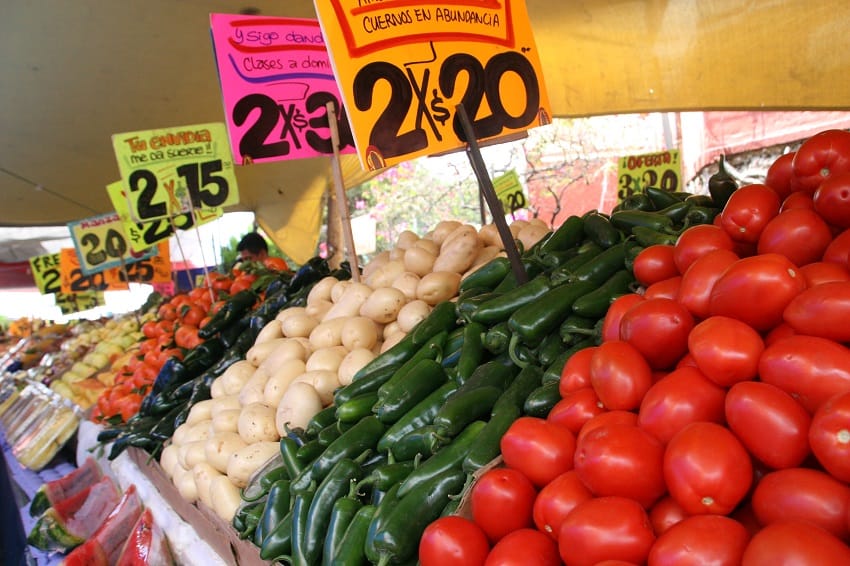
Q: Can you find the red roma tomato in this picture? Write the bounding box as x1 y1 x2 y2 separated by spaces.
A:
559 347 598 396
809 391 850 483
574 422 666 508
791 129 850 194
589 340 654 411
558 496 656 566
752 468 850 539
663 422 753 515
708 253 806 331
675 248 739 320
719 183 781 244
633 245 679 286
637 366 727 445
576 410 638 445
648 496 688 536
764 151 800 200
673 224 736 274
724 381 811 469
471 468 537 543
800 260 850 286
783 281 850 342
548 388 605 435
779 190 814 212
763 322 797 346
643 276 681 300
532 471 593 541
756 208 833 266
687 315 764 386
742 521 850 565
647 514 750 566
619 298 694 370
600 294 645 343
824 227 850 268
759 335 850 414
500 417 576 488
485 528 560 566
420 516 490 566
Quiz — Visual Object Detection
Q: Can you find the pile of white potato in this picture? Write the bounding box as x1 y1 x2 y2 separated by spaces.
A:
158 217 550 521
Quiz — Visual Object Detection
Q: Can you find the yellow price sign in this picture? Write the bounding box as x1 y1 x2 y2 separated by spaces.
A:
103 242 172 286
55 292 105 315
493 170 526 214
109 122 235 248
617 149 682 201
106 181 222 253
315 0 552 170
29 252 62 294
67 212 157 276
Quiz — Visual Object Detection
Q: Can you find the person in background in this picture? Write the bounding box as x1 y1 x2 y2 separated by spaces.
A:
236 232 270 263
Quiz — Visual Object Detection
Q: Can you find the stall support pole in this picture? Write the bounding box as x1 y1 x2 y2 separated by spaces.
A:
326 102 361 282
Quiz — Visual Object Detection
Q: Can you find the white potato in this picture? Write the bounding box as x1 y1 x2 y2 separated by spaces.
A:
237 402 279 443
173 420 212 446
258 338 310 372
478 223 502 247
178 440 207 470
340 317 379 351
517 220 551 251
246 338 288 367
294 370 340 405
509 219 529 239
210 395 242 418
361 251 390 280
210 475 243 522
395 230 420 250
381 332 407 353
211 409 241 433
173 465 198 503
324 282 374 320
254 319 283 345
185 399 214 425
308 317 348 350
306 276 338 306
383 321 401 339
430 220 463 245
396 300 431 333
275 306 308 324
365 260 406 289
433 225 482 273
192 462 223 509
217 361 257 397
275 382 323 435
391 272 421 300
160 444 180 480
403 246 436 276
239 367 272 406
263 358 307 407
306 345 348 373
389 247 406 262
416 271 462 305
227 441 281 488
337 348 377 386
204 431 248 474
281 313 320 338
412 238 440 255
304 299 333 321
360 287 407 324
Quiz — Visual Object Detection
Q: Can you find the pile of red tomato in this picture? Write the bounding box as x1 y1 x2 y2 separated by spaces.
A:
419 129 850 565
90 268 262 423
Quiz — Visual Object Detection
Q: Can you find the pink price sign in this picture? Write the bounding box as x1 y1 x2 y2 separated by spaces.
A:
210 14 356 164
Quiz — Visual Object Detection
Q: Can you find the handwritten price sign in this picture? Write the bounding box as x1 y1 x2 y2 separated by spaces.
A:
59 248 111 294
210 14 356 164
103 242 171 286
493 170 527 214
314 0 551 170
110 123 235 249
617 149 681 201
106 181 222 253
67 212 157 276
55 292 105 315
29 252 62 294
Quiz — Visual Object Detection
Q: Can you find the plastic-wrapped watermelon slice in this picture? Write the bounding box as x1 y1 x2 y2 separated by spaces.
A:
29 456 103 517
